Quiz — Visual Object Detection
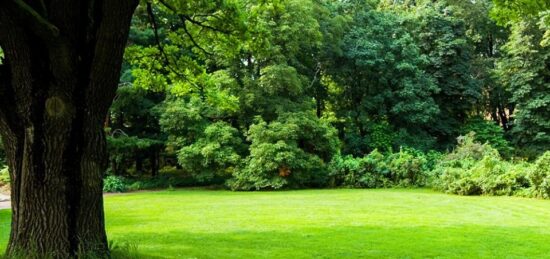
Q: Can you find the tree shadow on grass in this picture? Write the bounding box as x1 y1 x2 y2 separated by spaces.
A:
111 225 550 258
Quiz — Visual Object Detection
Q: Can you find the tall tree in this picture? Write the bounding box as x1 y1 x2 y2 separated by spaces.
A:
412 2 481 147
328 8 439 154
495 19 550 155
0 0 138 257
491 0 550 155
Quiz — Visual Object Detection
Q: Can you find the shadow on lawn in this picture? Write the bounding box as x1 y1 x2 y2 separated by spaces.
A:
112 225 550 258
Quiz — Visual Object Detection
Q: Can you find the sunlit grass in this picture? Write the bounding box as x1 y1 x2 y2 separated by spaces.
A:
1 188 550 258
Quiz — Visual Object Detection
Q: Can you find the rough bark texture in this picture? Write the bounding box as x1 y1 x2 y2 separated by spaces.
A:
0 0 138 257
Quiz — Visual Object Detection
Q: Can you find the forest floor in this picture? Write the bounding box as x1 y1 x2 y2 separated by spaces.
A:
1 188 550 258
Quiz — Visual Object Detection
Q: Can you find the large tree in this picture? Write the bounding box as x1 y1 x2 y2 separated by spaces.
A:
0 0 138 257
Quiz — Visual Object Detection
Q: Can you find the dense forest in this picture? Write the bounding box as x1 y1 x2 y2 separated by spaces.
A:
1 0 549 195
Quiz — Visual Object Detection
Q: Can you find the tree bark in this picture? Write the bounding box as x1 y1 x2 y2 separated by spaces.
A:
151 150 159 177
0 0 138 257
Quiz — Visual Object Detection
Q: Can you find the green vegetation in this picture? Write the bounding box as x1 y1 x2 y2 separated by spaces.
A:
104 134 549 202
3 188 550 258
0 0 549 256
96 0 548 196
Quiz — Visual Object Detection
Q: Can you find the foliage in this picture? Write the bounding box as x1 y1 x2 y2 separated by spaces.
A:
327 8 440 154
328 150 389 188
491 0 549 26
103 176 129 193
114 0 549 194
177 122 245 182
107 135 164 175
0 167 8 187
461 117 513 156
434 133 532 196
495 18 550 156
528 151 550 198
436 156 530 196
228 112 339 190
329 148 433 188
387 148 429 187
107 85 165 176
410 2 482 147
124 175 208 192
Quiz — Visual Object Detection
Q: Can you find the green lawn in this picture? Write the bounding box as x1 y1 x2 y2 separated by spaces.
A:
1 189 550 258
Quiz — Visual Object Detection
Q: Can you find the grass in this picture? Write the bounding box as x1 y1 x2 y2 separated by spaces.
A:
1 188 550 258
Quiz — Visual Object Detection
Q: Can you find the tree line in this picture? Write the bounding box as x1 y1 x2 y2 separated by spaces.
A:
101 0 549 189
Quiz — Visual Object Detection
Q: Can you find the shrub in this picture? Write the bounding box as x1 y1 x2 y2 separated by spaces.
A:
328 155 361 187
228 112 340 190
387 148 429 187
461 117 513 156
360 150 392 187
471 157 530 196
124 177 189 191
177 122 244 183
433 133 532 196
329 148 432 188
445 132 499 163
328 155 386 188
103 175 128 193
528 151 550 198
127 181 144 192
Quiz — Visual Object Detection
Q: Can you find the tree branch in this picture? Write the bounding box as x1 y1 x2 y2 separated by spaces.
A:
181 14 230 34
181 18 213 55
146 2 187 78
157 0 231 34
11 0 59 38
309 62 322 89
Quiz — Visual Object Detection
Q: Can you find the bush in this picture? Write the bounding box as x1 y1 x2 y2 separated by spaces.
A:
228 112 340 190
445 132 499 163
328 150 390 188
387 148 429 186
124 176 199 191
329 148 434 188
103 175 128 193
433 133 532 196
329 155 365 188
360 150 393 187
177 122 244 183
461 117 513 156
528 151 550 198
472 157 530 196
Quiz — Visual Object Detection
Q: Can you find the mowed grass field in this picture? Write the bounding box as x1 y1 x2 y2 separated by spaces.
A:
1 189 550 258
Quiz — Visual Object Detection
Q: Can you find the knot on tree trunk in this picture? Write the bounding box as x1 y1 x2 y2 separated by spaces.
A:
45 96 67 118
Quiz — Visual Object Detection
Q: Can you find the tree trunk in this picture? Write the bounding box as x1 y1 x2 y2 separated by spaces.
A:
151 150 159 177
0 1 138 257
136 156 144 174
